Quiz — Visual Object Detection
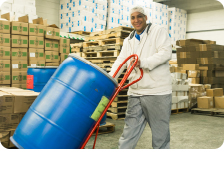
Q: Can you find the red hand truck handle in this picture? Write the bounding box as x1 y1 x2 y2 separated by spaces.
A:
80 54 143 149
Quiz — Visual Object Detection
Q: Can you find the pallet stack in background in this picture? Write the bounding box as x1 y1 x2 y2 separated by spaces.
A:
0 14 10 88
78 26 134 120
0 87 39 148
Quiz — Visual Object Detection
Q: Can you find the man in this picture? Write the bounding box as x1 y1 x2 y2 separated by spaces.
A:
108 6 172 149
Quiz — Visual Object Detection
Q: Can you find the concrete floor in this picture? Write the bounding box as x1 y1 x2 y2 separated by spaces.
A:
85 112 224 149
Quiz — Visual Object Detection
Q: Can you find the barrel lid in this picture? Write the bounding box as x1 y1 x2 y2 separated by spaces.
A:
28 66 58 69
69 54 118 87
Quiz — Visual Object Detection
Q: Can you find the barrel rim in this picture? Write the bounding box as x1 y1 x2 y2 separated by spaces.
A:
27 66 58 69
68 54 118 87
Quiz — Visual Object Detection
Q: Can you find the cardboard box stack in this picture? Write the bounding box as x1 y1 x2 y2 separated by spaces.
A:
59 37 70 64
28 18 46 67
0 87 39 148
189 84 206 108
197 88 223 109
0 14 11 86
183 64 200 84
44 23 60 66
170 65 189 110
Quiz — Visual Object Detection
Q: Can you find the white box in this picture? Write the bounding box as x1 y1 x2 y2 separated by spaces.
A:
12 4 25 14
28 14 38 23
24 6 36 15
25 0 35 6
0 2 12 11
13 0 26 4
6 0 13 3
172 96 178 104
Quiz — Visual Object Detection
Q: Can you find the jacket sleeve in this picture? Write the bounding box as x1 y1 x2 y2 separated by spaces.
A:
140 27 172 70
108 39 128 79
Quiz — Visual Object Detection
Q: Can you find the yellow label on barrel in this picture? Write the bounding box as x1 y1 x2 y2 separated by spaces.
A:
91 96 110 122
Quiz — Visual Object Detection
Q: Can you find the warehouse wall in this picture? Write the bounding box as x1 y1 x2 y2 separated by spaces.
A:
36 0 60 27
186 9 224 45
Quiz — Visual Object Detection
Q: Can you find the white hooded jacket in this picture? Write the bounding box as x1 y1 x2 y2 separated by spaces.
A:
109 23 172 95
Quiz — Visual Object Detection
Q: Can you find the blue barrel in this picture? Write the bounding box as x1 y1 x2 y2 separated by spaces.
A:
10 54 118 149
27 66 58 92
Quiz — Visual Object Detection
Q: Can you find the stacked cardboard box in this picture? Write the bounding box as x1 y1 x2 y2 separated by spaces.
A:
44 24 60 66
28 18 46 67
197 88 223 109
0 87 39 148
183 64 200 84
0 14 11 87
189 84 206 108
59 37 70 64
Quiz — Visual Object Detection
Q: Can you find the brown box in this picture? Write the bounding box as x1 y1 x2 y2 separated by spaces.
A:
8 129 15 148
29 60 45 66
0 60 10 72
176 46 197 53
60 53 69 63
45 24 60 40
215 71 224 77
0 46 10 60
59 38 70 53
188 70 200 78
0 113 20 125
45 39 59 52
11 15 29 35
11 84 27 89
45 62 59 66
11 48 28 60
12 60 27 71
0 19 10 34
29 48 45 61
0 131 9 143
11 35 28 48
183 64 199 70
29 24 46 37
0 72 11 84
45 51 59 63
214 51 224 58
197 96 214 109
199 44 224 51
214 96 224 108
29 36 44 48
200 70 207 77
206 88 223 97
176 39 215 47
189 84 205 93
179 52 200 58
10 92 39 113
188 78 200 84
11 71 27 84
0 91 14 114
0 33 10 47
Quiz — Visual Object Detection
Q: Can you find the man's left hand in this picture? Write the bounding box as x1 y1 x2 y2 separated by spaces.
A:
130 59 140 68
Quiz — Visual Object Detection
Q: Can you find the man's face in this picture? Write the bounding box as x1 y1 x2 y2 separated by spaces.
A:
131 12 147 34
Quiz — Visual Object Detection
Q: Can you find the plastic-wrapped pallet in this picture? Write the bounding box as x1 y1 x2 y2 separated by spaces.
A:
171 71 189 110
168 7 187 47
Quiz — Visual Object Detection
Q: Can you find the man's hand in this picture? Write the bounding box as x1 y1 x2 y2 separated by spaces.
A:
130 59 140 68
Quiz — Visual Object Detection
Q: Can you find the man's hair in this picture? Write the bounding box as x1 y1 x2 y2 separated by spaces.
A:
130 6 147 16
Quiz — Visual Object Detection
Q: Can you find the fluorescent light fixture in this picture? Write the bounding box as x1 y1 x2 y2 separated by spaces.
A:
216 0 224 7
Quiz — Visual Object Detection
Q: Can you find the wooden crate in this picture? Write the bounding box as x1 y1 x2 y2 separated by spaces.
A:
82 50 120 58
107 112 125 120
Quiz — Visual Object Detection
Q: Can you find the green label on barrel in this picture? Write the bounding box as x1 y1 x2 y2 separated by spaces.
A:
91 96 109 122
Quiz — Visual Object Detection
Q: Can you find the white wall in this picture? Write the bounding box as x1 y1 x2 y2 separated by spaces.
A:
186 9 224 45
36 0 60 27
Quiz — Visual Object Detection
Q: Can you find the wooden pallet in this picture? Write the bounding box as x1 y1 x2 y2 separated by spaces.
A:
114 95 128 102
83 45 122 52
191 108 224 116
99 38 124 46
71 47 82 53
70 31 91 36
82 50 120 58
108 106 127 113
107 112 126 120
111 100 128 108
92 122 115 135
85 31 130 41
70 43 83 48
85 56 117 63
171 108 189 114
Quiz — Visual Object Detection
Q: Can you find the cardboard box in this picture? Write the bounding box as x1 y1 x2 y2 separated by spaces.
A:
29 36 44 49
11 84 27 89
179 52 200 58
60 53 69 62
183 64 199 70
189 84 205 93
11 60 27 71
206 88 223 97
29 60 45 66
199 44 224 51
197 96 214 109
11 71 27 84
11 35 28 48
45 39 59 52
0 91 13 114
0 113 20 125
188 78 200 84
8 129 15 148
215 71 224 77
45 51 59 63
0 20 10 34
45 62 59 66
11 15 29 35
29 23 46 37
0 47 10 60
177 58 197 64
188 70 200 78
0 131 9 143
214 96 224 108
0 33 10 47
0 60 10 72
176 46 197 53
204 84 211 90
176 39 214 47
45 24 60 40
9 92 39 113
200 70 207 77
29 48 45 61
11 48 28 60
59 38 70 54
0 72 11 84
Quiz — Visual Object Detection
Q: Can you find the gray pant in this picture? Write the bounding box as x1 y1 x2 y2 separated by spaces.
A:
118 94 172 149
